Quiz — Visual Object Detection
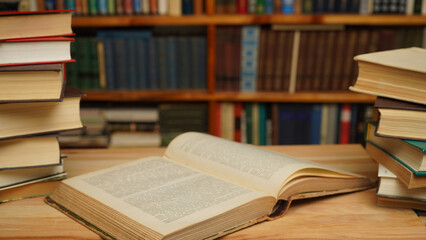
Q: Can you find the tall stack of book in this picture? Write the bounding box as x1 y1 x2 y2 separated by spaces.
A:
0 9 83 203
350 47 426 211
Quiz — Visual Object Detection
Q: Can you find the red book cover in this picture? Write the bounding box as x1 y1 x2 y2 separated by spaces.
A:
237 0 248 14
339 104 352 144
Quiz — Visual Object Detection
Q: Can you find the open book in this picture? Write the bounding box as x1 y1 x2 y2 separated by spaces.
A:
46 132 375 240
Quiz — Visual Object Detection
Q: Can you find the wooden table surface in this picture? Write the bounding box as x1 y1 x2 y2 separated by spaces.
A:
0 144 425 239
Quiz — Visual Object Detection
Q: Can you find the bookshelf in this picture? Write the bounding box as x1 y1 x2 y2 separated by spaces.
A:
70 1 426 141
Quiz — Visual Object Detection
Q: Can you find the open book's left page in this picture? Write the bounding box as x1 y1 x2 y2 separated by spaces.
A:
53 156 273 237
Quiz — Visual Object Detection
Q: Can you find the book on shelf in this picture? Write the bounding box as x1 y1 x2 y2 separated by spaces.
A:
46 132 375 240
104 107 159 123
350 47 426 105
0 135 61 170
0 36 74 66
0 86 84 140
377 164 426 211
374 97 426 141
109 131 162 148
0 9 73 41
0 63 65 102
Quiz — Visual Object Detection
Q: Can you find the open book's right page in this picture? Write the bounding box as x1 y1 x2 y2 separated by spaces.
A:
165 132 369 198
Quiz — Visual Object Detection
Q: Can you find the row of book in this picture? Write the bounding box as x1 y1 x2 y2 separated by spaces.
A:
217 25 424 92
216 0 426 15
59 103 209 148
350 47 426 211
67 31 207 90
0 10 85 203
215 102 373 146
4 0 205 16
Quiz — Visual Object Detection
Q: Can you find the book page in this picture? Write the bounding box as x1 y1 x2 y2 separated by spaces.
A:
62 156 271 235
165 132 360 196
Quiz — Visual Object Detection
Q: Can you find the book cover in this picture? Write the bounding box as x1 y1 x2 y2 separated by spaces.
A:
240 26 260 92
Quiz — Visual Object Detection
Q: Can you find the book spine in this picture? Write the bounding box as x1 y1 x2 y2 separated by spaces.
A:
240 26 260 92
264 0 275 13
282 0 294 13
166 37 178 89
168 0 181 15
237 0 248 13
339 104 351 144
133 0 143 14
97 0 108 14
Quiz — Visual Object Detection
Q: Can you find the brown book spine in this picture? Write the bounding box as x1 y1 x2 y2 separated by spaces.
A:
321 31 336 90
295 31 308 92
193 0 204 14
282 31 294 92
330 30 346 91
256 28 268 91
149 0 158 14
263 29 276 91
274 0 282 13
312 31 326 91
273 31 286 91
340 30 357 90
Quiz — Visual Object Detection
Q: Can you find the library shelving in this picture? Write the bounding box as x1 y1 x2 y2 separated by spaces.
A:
70 1 426 140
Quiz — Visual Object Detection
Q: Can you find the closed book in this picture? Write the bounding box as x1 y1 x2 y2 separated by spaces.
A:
182 0 193 14
168 0 182 15
350 47 426 105
0 86 84 140
0 135 61 170
0 63 65 103
105 108 159 122
0 37 74 67
0 166 65 191
193 0 204 14
339 104 352 144
374 97 426 141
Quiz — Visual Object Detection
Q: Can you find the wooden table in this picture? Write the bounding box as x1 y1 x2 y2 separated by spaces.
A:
0 145 425 239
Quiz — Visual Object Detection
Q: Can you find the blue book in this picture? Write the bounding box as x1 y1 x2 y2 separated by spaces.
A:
44 0 55 10
197 37 207 90
240 26 260 92
295 104 311 144
264 0 274 13
258 103 267 145
148 39 158 89
166 37 178 89
182 0 194 14
278 104 296 145
134 0 143 14
113 38 128 90
98 0 108 15
177 37 191 89
127 38 138 89
136 39 148 89
282 0 294 13
310 104 322 144
157 38 168 89
65 0 76 10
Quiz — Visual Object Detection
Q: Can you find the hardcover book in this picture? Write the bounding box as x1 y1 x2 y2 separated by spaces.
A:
0 86 84 140
0 135 61 170
0 63 65 102
374 97 426 141
0 9 73 41
0 37 74 66
47 132 374 240
350 47 426 105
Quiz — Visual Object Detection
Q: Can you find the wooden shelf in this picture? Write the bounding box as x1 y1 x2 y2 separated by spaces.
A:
72 14 426 27
82 90 376 103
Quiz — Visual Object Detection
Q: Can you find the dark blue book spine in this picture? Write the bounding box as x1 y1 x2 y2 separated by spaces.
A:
190 37 199 89
177 37 191 89
278 104 296 145
310 104 322 144
136 39 148 89
264 0 274 13
113 38 128 90
198 37 207 90
127 38 138 89
148 39 158 89
166 37 178 89
295 104 311 144
45 0 56 10
182 0 194 14
157 38 168 89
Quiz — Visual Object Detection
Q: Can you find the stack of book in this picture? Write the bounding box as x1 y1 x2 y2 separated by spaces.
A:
105 107 161 148
350 47 426 211
0 9 83 203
